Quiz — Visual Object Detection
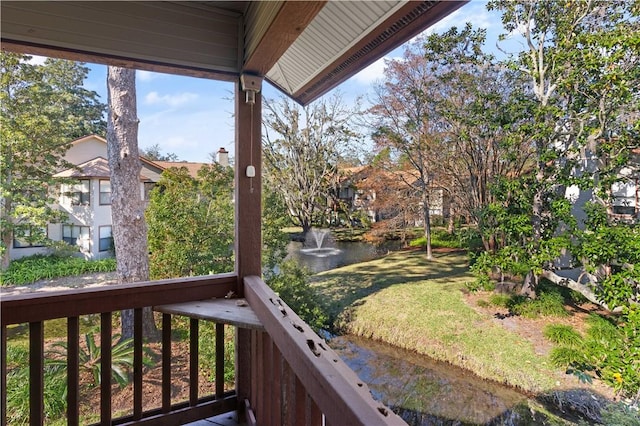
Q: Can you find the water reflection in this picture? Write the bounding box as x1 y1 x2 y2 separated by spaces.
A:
286 241 400 273
331 335 554 426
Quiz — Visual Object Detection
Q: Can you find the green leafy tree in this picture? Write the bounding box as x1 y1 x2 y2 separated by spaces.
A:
0 53 106 269
262 183 291 275
147 164 235 279
418 25 535 252
369 39 448 259
482 0 640 307
263 93 363 234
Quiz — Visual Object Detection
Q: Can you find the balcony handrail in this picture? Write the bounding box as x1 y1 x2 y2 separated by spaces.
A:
244 275 406 426
1 273 237 325
1 273 240 426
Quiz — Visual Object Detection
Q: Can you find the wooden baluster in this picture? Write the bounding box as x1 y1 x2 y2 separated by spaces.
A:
189 318 199 405
29 321 44 425
1 325 7 426
261 333 272 424
162 313 171 413
133 308 143 420
281 359 294 426
271 342 282 425
294 375 306 425
307 396 322 426
249 330 258 417
67 317 80 426
255 331 264 424
100 313 112 426
215 323 224 398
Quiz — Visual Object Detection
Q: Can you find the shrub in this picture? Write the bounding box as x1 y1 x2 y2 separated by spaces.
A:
543 324 583 347
545 307 640 400
600 402 640 426
409 229 463 250
266 260 328 331
1 255 116 286
508 289 568 318
464 274 495 292
489 293 511 308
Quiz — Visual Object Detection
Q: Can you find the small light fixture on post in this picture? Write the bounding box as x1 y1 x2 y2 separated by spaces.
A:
240 74 263 185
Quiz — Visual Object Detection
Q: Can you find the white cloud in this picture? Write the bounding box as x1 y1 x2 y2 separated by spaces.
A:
144 91 198 107
352 57 389 86
137 70 160 82
352 55 403 86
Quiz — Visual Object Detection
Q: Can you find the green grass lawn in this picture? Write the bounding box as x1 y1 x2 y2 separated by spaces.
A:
309 249 559 393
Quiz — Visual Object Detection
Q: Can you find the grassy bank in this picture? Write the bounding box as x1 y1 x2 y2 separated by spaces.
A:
309 250 560 393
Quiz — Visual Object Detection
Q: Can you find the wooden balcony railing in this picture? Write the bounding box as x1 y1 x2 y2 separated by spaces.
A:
243 275 405 426
1 274 405 426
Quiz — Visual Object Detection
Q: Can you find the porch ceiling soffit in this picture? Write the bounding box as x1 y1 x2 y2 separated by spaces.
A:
0 1 466 105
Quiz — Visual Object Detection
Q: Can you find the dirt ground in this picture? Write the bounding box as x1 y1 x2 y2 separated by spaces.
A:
78 339 220 419
463 290 618 401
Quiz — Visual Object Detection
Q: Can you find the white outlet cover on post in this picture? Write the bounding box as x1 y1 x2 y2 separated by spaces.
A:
246 165 256 177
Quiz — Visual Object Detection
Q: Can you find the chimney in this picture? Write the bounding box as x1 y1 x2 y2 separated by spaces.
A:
217 147 229 167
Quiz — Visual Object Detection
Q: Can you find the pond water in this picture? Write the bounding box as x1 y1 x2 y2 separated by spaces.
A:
286 240 402 273
284 237 566 425
330 335 557 426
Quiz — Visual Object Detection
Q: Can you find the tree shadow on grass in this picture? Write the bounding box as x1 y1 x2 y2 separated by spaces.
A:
310 250 472 322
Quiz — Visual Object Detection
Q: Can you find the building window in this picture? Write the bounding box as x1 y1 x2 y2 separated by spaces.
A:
99 180 111 205
99 226 113 252
63 180 90 205
612 180 638 216
13 225 47 248
63 225 90 250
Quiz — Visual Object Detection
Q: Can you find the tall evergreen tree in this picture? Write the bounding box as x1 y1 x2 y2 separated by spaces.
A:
106 66 158 340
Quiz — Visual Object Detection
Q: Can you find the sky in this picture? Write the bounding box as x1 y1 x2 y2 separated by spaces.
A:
78 0 514 163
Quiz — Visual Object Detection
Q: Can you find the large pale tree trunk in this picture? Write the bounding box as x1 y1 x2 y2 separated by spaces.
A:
106 66 158 341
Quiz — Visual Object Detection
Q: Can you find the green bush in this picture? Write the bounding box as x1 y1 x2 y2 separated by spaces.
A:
543 324 582 347
600 402 640 426
544 307 640 400
489 293 511 308
508 288 569 318
266 260 328 331
409 229 463 250
464 274 496 292
1 255 116 286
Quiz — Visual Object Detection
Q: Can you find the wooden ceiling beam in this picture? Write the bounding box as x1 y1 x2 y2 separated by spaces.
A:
242 1 326 76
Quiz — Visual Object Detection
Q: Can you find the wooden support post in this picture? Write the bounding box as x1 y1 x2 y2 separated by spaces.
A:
235 75 262 412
